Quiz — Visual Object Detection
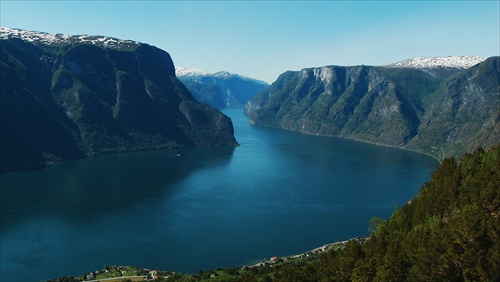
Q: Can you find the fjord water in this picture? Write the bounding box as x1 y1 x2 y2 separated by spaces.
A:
0 108 438 281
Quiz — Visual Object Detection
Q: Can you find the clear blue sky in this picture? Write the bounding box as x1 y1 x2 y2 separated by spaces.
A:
1 1 499 83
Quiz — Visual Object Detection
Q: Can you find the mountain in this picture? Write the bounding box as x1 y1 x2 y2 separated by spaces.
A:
179 79 226 110
386 55 487 79
406 57 500 158
0 27 237 172
245 57 499 159
176 67 269 109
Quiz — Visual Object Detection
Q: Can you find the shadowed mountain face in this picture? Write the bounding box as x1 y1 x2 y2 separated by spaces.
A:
0 29 237 172
246 57 499 159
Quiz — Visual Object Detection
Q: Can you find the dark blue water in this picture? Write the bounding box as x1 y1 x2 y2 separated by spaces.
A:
0 108 438 281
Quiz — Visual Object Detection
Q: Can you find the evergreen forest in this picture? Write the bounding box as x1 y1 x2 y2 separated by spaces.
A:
266 146 500 282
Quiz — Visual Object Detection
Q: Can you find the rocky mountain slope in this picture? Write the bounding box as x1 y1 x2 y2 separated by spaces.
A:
406 57 500 158
0 27 237 172
176 67 269 109
245 57 499 159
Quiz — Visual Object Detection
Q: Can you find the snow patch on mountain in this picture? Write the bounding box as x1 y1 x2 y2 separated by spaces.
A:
176 67 268 85
175 66 212 77
386 56 486 69
0 27 140 48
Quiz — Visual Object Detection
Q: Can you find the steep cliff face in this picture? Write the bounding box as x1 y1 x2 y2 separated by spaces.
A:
0 28 237 172
176 67 269 108
179 80 226 109
246 66 440 148
246 57 499 159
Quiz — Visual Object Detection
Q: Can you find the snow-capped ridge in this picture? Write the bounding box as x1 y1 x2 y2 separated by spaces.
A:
213 71 269 85
386 56 486 69
0 27 140 49
176 67 268 85
175 67 212 77
213 70 251 81
175 67 240 79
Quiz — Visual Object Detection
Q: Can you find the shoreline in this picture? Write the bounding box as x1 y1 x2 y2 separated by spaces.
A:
246 120 443 163
242 236 369 270
50 237 371 282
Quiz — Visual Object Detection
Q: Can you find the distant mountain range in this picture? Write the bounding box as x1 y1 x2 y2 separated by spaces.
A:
176 67 269 109
0 27 237 172
246 56 499 159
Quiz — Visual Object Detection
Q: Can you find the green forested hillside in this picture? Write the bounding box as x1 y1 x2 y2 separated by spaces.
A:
246 57 500 160
269 145 500 282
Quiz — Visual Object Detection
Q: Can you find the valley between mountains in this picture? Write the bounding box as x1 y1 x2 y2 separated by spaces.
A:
1 27 498 172
1 27 499 281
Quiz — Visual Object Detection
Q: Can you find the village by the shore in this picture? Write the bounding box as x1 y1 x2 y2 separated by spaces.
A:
242 236 368 270
49 237 368 282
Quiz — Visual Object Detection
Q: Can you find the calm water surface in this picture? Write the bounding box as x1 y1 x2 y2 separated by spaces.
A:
0 108 438 281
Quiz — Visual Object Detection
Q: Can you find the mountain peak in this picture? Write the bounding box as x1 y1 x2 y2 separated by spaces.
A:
175 67 268 85
175 67 240 79
0 26 141 49
386 56 487 69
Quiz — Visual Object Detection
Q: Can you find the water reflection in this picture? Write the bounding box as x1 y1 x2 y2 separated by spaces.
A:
0 146 235 229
